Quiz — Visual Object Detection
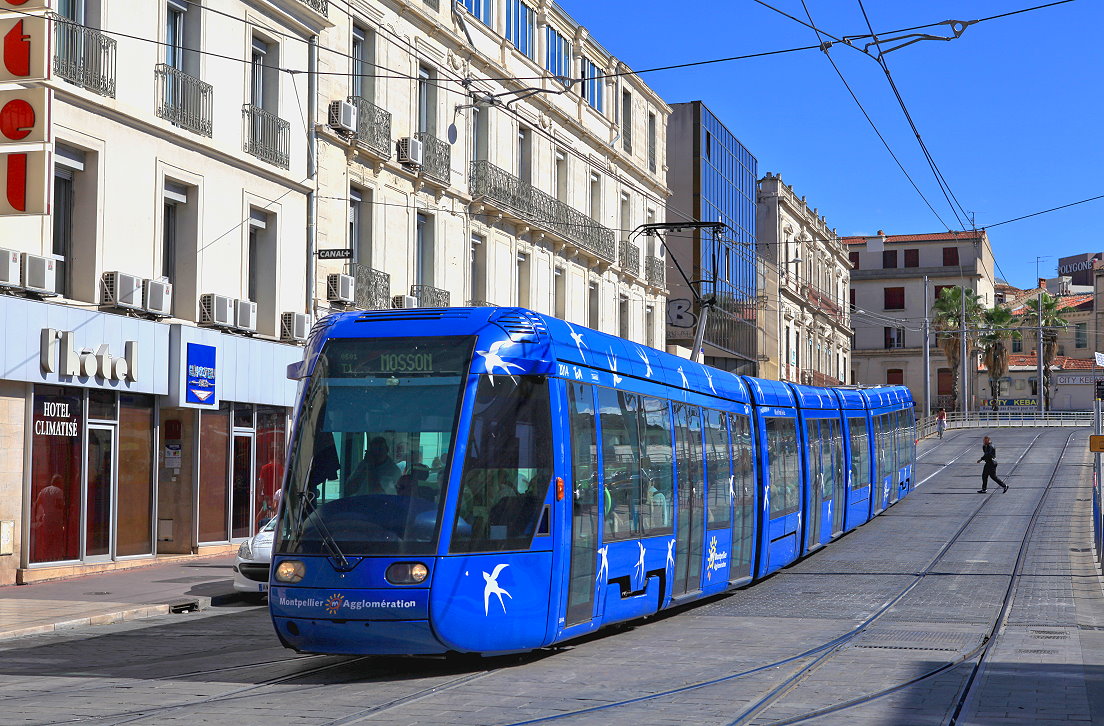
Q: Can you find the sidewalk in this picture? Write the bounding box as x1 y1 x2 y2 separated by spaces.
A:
0 554 248 640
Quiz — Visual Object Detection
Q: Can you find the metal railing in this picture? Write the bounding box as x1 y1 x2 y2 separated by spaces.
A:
414 132 450 184
347 96 391 159
917 411 1092 438
155 64 213 137
242 104 290 169
423 0 440 10
645 255 665 286
466 300 498 307
411 284 450 308
619 241 640 276
470 160 616 262
351 264 390 310
298 0 329 14
49 13 116 97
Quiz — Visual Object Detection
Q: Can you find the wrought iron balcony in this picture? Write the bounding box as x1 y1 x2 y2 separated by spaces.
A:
155 64 213 137
414 132 450 185
470 160 616 263
411 284 450 308
347 96 391 159
297 0 329 14
242 104 290 169
49 13 116 97
645 255 665 286
466 300 498 307
423 0 440 10
351 264 390 310
619 241 640 276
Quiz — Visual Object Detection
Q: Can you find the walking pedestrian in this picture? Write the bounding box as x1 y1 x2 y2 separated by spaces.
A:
936 408 947 439
976 435 1009 493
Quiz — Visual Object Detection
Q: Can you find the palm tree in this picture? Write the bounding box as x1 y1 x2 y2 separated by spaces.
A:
931 286 984 410
1022 292 1069 410
978 306 1021 412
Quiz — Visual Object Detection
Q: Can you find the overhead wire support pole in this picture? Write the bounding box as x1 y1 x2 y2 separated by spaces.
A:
1038 291 1045 415
923 276 931 418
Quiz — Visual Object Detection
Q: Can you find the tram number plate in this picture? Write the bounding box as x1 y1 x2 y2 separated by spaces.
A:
1089 435 1104 453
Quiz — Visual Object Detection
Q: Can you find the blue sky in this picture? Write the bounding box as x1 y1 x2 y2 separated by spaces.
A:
557 0 1101 289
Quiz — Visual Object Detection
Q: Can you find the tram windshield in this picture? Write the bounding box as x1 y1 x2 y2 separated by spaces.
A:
277 336 473 556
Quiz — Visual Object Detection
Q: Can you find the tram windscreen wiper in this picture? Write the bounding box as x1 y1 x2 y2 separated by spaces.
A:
295 492 351 570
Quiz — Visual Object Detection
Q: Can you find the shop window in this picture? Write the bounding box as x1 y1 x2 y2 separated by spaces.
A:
198 403 231 543
117 394 155 557
30 386 84 564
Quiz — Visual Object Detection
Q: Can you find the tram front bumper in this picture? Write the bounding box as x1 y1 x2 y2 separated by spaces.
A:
272 615 446 655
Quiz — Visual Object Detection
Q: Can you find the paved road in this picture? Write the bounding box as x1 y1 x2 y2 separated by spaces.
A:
2 427 1102 726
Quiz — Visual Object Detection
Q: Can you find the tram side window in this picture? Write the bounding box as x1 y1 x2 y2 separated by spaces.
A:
806 420 825 500
598 387 642 540
765 417 800 517
829 419 844 495
848 417 870 490
729 413 755 506
452 376 553 553
568 382 599 525
704 408 731 527
641 396 674 535
673 403 705 522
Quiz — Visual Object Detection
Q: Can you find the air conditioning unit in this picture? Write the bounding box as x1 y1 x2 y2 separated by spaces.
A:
397 136 424 166
199 293 235 328
327 273 355 304
102 271 144 310
280 312 310 343
143 278 173 317
235 299 258 333
21 253 57 296
328 100 358 134
391 294 418 309
0 247 20 288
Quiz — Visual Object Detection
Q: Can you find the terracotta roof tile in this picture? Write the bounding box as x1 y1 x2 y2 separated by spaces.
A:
1010 293 1093 315
841 231 985 245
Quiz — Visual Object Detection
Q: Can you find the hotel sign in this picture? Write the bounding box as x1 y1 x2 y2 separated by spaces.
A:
40 329 138 381
0 15 50 83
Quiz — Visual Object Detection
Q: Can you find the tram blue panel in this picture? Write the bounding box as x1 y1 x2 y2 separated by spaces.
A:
701 529 732 593
832 387 867 410
598 538 673 615
431 552 553 652
269 586 430 620
789 383 838 410
765 522 799 573
742 377 796 408
273 617 445 655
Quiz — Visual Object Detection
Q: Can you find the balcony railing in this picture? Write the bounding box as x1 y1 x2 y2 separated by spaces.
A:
49 13 116 97
351 264 390 310
242 104 290 169
466 300 498 307
155 64 213 137
645 255 666 286
411 284 450 308
619 241 640 276
470 160 616 262
297 0 329 14
803 282 845 323
348 96 391 159
414 132 450 185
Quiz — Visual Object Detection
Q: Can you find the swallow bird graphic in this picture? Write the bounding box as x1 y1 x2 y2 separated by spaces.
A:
475 340 524 379
606 350 623 386
636 347 653 377
483 563 512 615
666 539 676 570
596 546 609 583
634 541 647 584
566 323 588 362
677 366 689 388
702 365 716 394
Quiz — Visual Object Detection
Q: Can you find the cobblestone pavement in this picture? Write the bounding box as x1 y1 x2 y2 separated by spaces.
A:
0 427 1101 726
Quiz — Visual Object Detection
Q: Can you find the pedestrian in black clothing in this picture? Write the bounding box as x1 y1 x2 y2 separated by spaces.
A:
976 436 1009 493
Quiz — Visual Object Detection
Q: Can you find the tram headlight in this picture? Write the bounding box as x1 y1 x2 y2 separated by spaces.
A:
275 560 306 583
386 562 429 585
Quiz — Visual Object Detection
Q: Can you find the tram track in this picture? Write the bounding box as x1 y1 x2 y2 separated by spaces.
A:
495 429 1055 726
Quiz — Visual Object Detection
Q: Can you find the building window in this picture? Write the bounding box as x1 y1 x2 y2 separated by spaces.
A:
247 208 276 333
545 25 570 80
934 284 955 301
619 294 629 339
943 246 960 266
554 148 567 201
581 56 603 113
588 281 599 328
250 37 276 111
884 287 905 310
1012 337 1023 353
620 192 631 238
417 65 436 135
904 248 919 267
166 0 186 70
470 233 485 304
621 89 632 153
458 0 492 26
849 288 856 310
848 250 859 269
471 105 488 163
351 25 375 100
882 249 897 269
886 369 904 385
884 326 905 349
516 251 531 308
349 187 371 267
517 125 531 183
554 266 566 319
163 181 189 294
1076 322 1087 348
53 168 75 298
645 304 654 347
505 0 534 58
937 368 953 396
589 172 601 221
415 213 434 286
647 112 657 173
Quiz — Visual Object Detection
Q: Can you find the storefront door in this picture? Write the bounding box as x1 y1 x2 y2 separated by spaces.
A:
231 433 255 540
85 425 115 560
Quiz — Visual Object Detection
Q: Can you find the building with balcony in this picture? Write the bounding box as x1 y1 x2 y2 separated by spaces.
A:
844 229 997 412
756 173 851 386
310 0 670 346
0 1 327 585
665 101 758 373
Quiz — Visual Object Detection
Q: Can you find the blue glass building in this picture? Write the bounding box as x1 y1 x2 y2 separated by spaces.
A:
666 101 759 374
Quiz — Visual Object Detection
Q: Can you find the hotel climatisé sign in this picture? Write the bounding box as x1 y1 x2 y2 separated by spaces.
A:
39 329 138 382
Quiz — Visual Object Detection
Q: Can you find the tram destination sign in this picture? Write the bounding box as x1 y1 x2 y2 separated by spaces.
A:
317 248 353 260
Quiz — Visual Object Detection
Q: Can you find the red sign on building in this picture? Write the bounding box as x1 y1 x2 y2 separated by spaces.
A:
0 87 50 143
0 149 49 215
0 14 49 83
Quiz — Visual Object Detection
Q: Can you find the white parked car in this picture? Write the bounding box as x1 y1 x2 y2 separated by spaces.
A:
233 517 277 601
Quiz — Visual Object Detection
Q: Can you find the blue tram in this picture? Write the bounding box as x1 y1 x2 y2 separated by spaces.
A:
270 307 916 655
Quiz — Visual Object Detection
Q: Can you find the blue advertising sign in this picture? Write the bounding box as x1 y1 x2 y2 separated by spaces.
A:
185 343 216 405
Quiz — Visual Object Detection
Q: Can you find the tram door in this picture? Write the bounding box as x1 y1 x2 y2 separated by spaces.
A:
673 404 704 597
565 382 599 626
728 412 756 581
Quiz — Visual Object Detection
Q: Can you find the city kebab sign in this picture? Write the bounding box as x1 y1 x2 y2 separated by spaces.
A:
1 1 52 216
